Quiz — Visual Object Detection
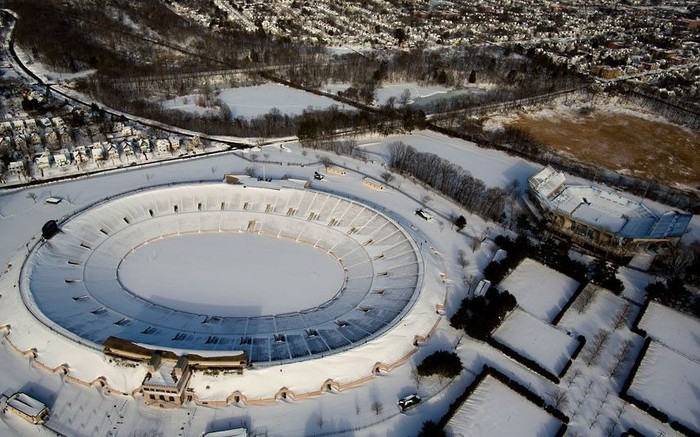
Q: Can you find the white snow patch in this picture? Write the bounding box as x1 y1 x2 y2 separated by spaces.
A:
638 301 700 360
498 258 579 322
492 309 578 375
628 341 700 432
444 375 561 437
119 233 344 317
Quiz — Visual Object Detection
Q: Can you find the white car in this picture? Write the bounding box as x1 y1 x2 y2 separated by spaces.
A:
415 209 432 221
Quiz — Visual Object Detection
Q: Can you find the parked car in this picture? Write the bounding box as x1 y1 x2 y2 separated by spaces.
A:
415 209 432 221
314 171 324 180
398 394 421 411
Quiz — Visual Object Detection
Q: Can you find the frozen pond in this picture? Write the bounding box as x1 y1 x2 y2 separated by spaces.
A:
161 83 351 119
119 233 344 317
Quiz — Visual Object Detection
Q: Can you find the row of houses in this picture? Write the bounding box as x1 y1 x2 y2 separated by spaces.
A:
5 136 204 177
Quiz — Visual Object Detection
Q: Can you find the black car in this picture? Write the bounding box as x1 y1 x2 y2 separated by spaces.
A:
398 394 421 411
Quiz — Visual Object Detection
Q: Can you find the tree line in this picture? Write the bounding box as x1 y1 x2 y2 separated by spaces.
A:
387 141 509 222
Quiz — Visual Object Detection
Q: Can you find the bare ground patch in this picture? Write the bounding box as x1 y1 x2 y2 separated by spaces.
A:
507 108 699 191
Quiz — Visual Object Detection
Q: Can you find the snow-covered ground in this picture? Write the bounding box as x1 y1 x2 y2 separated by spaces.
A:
618 266 657 304
628 341 700 431
444 375 562 436
498 258 580 322
492 309 578 376
359 130 541 191
119 233 345 317
638 302 700 360
375 82 453 105
161 83 351 119
0 130 696 436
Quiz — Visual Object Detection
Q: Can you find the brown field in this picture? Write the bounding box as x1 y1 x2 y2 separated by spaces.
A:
509 109 699 190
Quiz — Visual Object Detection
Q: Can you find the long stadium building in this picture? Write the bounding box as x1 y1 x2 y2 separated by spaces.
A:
528 166 692 257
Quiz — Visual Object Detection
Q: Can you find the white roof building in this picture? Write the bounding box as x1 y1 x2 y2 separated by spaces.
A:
6 392 49 424
528 166 692 256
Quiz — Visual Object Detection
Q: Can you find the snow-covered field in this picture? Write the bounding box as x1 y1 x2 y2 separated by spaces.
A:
360 130 541 191
444 375 562 436
161 83 350 119
498 258 580 322
492 309 578 376
119 233 345 317
638 301 700 360
628 341 700 432
375 82 452 105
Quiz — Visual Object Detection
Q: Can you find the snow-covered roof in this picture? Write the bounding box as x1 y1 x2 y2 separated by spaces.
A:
530 168 691 239
7 393 48 418
528 165 565 199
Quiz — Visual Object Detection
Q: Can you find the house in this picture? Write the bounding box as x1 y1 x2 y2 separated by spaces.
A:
141 353 192 408
8 161 24 175
528 166 692 258
50 116 65 128
106 143 119 160
91 143 104 161
121 140 134 157
155 139 171 154
35 151 51 169
138 138 151 154
73 145 89 163
53 150 69 167
5 392 49 424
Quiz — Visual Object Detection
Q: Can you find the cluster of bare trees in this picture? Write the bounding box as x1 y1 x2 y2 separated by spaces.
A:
387 141 508 222
10 0 323 80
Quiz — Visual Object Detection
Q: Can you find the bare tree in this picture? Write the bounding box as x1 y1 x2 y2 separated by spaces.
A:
420 194 432 208
585 330 611 366
612 301 631 330
458 250 469 270
572 285 596 314
245 166 256 177
610 339 634 378
547 388 569 409
566 367 582 388
398 89 411 106
316 415 325 429
371 400 383 415
26 192 38 204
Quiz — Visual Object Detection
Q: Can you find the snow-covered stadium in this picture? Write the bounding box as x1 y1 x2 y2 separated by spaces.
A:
20 183 423 364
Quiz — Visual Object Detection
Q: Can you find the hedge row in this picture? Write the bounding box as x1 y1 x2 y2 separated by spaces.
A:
487 337 560 384
551 281 589 326
619 336 700 435
630 298 652 338
557 335 586 379
437 366 490 428
437 365 570 432
486 366 570 425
